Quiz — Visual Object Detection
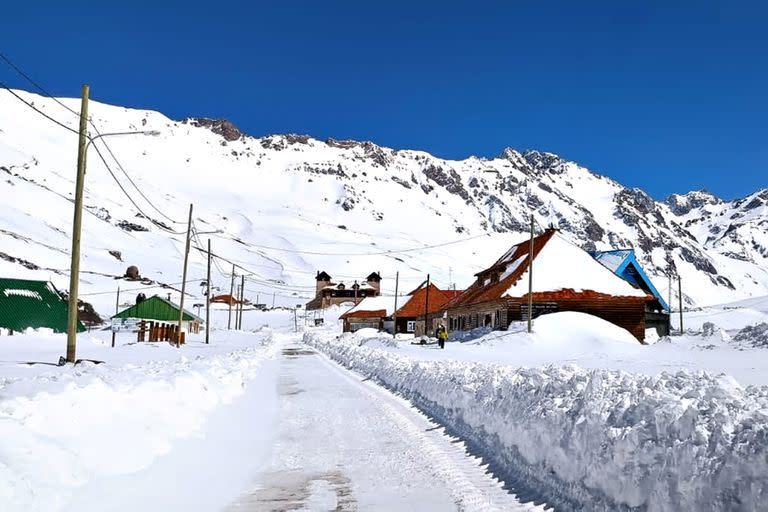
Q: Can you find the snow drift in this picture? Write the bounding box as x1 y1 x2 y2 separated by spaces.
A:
305 325 768 511
0 334 279 511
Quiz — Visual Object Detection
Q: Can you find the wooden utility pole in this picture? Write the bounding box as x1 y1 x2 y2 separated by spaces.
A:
527 214 535 333
66 84 90 363
228 265 235 329
176 203 193 347
678 275 683 333
392 271 399 338
272 292 276 309
354 281 358 305
238 274 245 329
234 284 241 329
424 274 431 336
205 239 211 344
294 307 298 333
111 286 120 348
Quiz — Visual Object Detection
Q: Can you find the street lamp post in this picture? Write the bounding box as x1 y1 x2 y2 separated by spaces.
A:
65 86 160 363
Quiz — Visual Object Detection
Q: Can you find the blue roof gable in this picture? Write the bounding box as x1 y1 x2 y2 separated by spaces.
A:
591 249 669 311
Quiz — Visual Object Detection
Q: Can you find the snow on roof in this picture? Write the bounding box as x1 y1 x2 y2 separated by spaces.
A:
504 235 647 298
592 250 633 273
3 289 43 300
340 296 402 318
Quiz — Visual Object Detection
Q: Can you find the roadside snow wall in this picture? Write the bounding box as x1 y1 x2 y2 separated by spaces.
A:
305 332 768 511
0 336 278 511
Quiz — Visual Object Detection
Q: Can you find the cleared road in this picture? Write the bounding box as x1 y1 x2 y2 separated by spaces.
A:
227 340 541 511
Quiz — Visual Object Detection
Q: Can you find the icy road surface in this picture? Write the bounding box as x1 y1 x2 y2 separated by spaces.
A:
228 341 541 511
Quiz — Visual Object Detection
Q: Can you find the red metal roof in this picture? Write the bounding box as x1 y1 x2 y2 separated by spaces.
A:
210 294 243 305
445 229 653 310
396 283 463 318
448 229 556 308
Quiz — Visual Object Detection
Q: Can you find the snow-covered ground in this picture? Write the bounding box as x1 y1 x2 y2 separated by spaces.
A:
0 309 285 511
228 340 540 511
304 311 768 511
1 308 553 511
2 302 768 511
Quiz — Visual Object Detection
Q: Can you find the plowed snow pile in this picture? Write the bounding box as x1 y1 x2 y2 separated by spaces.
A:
305 312 768 511
0 331 279 511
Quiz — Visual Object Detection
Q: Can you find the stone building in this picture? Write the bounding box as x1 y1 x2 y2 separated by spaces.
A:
305 271 382 310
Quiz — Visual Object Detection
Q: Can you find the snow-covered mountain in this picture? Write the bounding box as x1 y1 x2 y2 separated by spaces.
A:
1 89 766 318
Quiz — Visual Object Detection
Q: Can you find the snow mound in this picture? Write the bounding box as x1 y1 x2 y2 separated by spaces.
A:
352 328 382 339
531 311 639 346
305 330 768 511
0 337 278 511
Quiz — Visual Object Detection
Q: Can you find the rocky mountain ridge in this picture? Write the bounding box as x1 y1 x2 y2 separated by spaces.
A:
0 91 766 314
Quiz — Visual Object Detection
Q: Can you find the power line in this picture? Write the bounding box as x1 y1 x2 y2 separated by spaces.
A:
214 232 491 257
0 81 78 134
88 142 187 235
79 277 205 297
1 82 185 235
1 51 184 226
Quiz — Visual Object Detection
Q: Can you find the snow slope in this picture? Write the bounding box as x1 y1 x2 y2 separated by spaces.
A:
1 88 767 323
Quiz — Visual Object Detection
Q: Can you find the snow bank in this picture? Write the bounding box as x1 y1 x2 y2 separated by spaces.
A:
529 311 639 346
305 330 768 511
0 334 279 511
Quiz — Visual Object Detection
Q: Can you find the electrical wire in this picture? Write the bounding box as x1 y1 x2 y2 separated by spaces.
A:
79 277 205 296
1 51 184 226
219 232 491 257
0 81 78 134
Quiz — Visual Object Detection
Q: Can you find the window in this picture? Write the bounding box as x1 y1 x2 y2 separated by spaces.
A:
406 321 416 333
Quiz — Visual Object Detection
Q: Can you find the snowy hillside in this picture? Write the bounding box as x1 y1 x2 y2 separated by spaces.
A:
1 88 767 319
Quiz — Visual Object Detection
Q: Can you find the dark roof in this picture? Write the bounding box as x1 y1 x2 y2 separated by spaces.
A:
366 272 382 282
396 283 462 318
112 295 202 322
0 278 85 333
342 309 387 319
316 271 332 281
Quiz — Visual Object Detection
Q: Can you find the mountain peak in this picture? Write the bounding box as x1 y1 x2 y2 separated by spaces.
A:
664 189 723 215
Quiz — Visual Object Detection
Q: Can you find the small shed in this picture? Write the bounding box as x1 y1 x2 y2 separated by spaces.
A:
0 278 85 334
339 296 399 333
112 295 202 333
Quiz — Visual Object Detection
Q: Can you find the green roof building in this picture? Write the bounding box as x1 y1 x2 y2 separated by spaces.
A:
112 295 202 325
0 278 85 334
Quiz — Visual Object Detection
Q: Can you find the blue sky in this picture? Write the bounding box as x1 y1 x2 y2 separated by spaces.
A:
1 1 766 199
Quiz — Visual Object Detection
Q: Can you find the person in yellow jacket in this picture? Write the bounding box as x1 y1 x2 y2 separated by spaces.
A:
437 325 448 349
